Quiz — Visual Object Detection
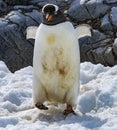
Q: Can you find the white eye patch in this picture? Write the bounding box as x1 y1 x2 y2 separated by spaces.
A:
42 4 59 14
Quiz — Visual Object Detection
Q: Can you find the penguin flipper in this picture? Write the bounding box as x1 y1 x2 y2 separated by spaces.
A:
26 26 38 39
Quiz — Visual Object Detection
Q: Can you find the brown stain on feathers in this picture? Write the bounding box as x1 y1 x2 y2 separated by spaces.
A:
47 34 55 44
59 68 65 75
42 85 51 101
40 42 76 103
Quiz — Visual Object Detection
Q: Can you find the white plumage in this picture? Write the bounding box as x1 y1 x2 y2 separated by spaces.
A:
33 22 80 109
32 4 82 114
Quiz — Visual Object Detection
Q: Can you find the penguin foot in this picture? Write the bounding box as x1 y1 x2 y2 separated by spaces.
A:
63 104 75 115
35 102 48 110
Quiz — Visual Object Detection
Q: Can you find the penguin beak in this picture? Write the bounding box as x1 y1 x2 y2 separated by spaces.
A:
46 13 53 22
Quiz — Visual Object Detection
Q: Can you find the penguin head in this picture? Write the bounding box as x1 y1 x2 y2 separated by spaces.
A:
42 4 67 25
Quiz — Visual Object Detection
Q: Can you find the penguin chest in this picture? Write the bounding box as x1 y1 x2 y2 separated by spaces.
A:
47 34 56 45
42 34 67 72
40 34 77 102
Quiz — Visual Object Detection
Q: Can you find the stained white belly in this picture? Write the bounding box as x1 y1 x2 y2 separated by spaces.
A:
41 45 77 102
33 22 80 103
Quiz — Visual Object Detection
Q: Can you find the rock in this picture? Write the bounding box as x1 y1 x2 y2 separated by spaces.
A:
5 11 26 29
68 0 91 21
36 0 57 7
113 39 117 56
4 0 28 5
85 0 110 19
0 0 8 16
13 5 38 12
104 0 117 4
79 36 92 62
110 7 117 27
87 30 112 49
68 0 111 21
0 23 33 72
25 10 42 25
104 47 115 66
101 14 113 33
92 47 107 65
79 29 113 65
0 8 42 72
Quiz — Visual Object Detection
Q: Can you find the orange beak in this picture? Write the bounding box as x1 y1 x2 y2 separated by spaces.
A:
46 13 53 22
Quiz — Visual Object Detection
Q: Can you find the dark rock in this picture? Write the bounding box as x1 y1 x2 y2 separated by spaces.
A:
68 1 91 21
13 5 38 12
79 29 113 65
85 0 110 19
92 47 107 65
3 0 28 5
79 36 92 62
101 14 113 32
25 10 42 25
104 47 115 66
0 8 42 72
5 11 26 29
36 0 57 7
68 0 111 21
0 23 33 72
110 7 117 27
90 30 107 44
88 30 112 49
104 0 117 4
0 0 8 16
113 39 117 56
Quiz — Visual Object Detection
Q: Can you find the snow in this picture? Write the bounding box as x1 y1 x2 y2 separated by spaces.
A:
0 61 117 130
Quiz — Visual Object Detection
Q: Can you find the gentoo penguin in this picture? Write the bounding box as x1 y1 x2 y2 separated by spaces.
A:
33 4 80 115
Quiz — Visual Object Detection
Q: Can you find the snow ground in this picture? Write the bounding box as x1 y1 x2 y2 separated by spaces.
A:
0 61 117 130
